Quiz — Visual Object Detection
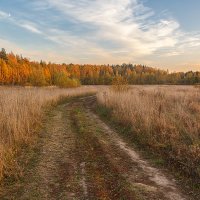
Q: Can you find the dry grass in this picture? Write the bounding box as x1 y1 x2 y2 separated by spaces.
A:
0 86 98 182
97 85 200 179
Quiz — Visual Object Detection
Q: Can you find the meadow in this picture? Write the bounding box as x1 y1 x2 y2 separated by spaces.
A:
0 86 97 182
0 85 199 188
97 85 200 180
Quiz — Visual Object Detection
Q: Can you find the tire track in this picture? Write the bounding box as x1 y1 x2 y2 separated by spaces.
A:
1 95 190 200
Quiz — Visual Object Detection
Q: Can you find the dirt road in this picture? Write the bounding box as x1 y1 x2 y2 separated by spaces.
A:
1 96 189 200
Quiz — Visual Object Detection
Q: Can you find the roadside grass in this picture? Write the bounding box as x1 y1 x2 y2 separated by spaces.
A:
94 103 200 198
0 86 98 184
96 86 200 183
0 93 97 198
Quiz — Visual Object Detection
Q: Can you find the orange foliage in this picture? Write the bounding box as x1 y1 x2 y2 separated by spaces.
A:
0 48 200 86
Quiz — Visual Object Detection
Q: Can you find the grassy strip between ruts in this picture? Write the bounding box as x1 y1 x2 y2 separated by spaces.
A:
69 104 137 199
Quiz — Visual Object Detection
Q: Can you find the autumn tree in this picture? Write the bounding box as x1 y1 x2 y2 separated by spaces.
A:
0 48 199 86
0 48 8 63
112 75 129 92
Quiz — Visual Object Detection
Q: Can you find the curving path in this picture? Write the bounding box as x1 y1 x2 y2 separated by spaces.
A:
1 96 189 200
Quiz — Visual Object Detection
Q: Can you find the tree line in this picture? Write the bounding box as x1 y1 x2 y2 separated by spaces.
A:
0 48 199 87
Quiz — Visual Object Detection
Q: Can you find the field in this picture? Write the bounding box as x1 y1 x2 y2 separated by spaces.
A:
0 85 199 199
97 85 200 179
0 86 97 182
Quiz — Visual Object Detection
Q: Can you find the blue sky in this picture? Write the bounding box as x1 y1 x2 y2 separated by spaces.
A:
0 0 200 71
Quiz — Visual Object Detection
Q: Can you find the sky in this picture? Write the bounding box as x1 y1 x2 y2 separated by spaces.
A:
0 0 200 72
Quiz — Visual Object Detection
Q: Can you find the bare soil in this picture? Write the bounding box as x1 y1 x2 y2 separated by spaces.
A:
0 96 191 200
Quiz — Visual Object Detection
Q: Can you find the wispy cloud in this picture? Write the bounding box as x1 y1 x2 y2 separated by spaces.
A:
0 10 11 18
36 0 200 58
19 22 42 34
0 9 42 35
0 0 200 68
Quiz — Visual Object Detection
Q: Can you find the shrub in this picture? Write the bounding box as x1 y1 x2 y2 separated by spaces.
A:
54 72 80 88
29 69 47 86
111 76 129 92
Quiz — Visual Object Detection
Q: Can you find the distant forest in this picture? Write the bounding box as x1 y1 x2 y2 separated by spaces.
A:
0 48 200 87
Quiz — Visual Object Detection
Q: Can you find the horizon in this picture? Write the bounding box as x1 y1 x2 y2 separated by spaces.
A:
0 0 200 72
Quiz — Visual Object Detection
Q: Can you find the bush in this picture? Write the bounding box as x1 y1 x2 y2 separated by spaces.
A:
54 72 80 88
111 76 129 92
29 69 47 86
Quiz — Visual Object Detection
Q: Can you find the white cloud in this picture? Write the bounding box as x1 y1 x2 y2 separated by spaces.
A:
39 0 200 60
0 9 42 35
0 11 11 18
1 0 200 68
19 23 42 34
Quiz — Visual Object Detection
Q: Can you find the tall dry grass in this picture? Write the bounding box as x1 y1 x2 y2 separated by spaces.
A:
97 86 200 178
0 86 97 181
